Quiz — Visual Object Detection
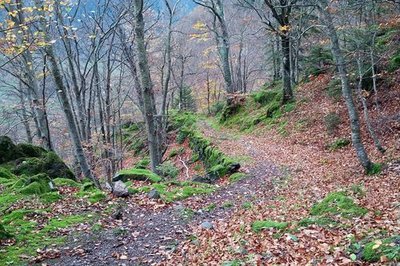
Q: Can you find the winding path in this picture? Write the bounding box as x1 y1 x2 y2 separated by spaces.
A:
47 119 281 266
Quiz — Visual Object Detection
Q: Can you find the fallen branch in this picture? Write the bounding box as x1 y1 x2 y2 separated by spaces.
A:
178 156 190 179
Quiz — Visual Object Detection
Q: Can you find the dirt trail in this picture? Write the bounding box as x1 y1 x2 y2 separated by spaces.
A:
47 120 281 266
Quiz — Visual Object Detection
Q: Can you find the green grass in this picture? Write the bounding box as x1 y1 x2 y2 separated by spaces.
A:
251 220 289 232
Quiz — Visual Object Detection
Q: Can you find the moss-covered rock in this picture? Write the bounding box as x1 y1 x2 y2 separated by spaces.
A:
13 152 75 180
113 168 162 183
0 136 22 164
53 178 80 187
18 174 52 195
16 143 46 158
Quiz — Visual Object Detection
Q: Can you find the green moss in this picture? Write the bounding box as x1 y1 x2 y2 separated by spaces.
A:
156 161 179 179
53 177 80 187
328 138 351 151
229 173 246 183
16 143 46 158
134 157 150 169
0 223 12 239
19 181 50 195
0 193 22 213
0 167 15 179
252 220 289 232
388 49 400 72
242 202 253 210
367 163 383 176
137 181 215 203
0 136 21 164
88 191 107 204
169 147 185 158
362 236 400 262
40 192 63 203
222 201 233 208
114 168 162 183
18 174 52 195
13 152 75 180
43 214 90 232
204 203 217 212
310 191 368 218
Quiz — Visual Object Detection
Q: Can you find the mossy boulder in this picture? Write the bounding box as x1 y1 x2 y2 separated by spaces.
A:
53 178 80 187
112 168 162 183
0 136 22 164
16 143 46 158
13 152 75 180
18 173 52 195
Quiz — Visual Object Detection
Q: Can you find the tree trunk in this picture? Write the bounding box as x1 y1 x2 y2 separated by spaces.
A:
319 1 372 171
132 0 162 172
281 33 293 103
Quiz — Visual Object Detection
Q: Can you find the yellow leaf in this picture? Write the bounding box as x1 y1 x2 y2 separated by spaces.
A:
372 240 382 250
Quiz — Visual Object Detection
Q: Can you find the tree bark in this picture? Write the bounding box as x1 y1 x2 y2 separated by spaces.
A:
319 1 372 171
132 0 162 172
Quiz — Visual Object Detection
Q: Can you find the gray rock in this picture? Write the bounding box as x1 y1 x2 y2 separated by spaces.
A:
113 181 129 197
148 189 160 199
192 175 212 184
200 221 214 230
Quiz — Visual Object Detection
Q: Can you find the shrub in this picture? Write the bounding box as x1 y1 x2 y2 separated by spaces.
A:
326 78 342 100
304 45 333 77
388 49 400 72
324 112 341 135
252 88 282 106
209 101 225 115
156 161 179 179
169 147 185 158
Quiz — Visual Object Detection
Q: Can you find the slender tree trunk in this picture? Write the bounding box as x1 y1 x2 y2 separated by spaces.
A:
281 33 293 103
132 0 162 172
319 1 372 171
19 90 33 143
356 53 385 154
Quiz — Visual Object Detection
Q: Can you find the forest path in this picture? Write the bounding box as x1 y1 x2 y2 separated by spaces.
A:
47 118 282 266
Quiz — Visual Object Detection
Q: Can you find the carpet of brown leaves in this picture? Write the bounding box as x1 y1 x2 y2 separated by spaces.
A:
165 74 400 265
